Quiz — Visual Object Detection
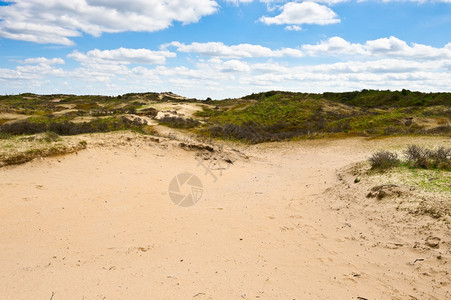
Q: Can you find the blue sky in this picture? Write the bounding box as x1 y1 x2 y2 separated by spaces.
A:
0 0 450 99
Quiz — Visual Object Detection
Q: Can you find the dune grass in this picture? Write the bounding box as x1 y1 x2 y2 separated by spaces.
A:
0 133 87 167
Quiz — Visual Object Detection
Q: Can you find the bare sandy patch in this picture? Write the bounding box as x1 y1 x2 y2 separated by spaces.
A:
0 135 449 299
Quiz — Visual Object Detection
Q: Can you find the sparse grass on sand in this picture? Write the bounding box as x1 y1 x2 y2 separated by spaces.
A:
0 132 87 167
361 144 451 220
372 165 451 194
366 166 451 220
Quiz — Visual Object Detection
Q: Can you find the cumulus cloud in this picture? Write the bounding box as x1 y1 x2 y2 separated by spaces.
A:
163 41 303 58
302 36 451 59
365 37 451 59
365 36 409 54
302 37 366 55
260 2 340 26
0 0 218 45
67 48 176 65
220 60 251 72
165 36 451 61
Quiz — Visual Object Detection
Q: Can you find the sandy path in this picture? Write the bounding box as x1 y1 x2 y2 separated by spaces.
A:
0 136 448 299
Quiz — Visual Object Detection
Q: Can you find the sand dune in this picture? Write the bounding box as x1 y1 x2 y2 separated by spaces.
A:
0 134 449 299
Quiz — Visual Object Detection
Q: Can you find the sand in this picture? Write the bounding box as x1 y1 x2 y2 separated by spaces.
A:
0 134 449 299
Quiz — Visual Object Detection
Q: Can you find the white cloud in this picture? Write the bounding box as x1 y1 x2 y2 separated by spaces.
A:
220 59 251 72
224 0 255 4
163 41 303 58
19 57 65 65
2 55 449 98
382 0 451 2
224 0 348 5
240 58 450 92
305 59 442 74
302 36 451 59
226 0 451 4
1 36 450 98
285 25 302 31
167 36 451 61
313 0 349 4
67 48 176 65
0 0 218 45
365 36 409 53
260 2 340 26
302 37 365 55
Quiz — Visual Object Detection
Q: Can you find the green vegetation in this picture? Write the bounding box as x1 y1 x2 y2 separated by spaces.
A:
404 144 451 170
1 142 87 167
369 151 400 170
369 145 451 171
0 93 167 137
243 89 450 108
157 116 201 129
317 89 450 108
0 134 88 168
0 90 450 144
365 144 450 219
0 132 12 140
403 168 451 194
197 90 450 142
0 116 146 136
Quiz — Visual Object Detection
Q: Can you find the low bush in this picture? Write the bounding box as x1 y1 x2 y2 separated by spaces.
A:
425 125 451 135
208 121 315 143
404 144 429 168
369 145 450 171
405 144 450 170
158 116 200 129
0 117 144 136
0 120 47 135
136 107 158 118
369 151 400 170
209 122 272 143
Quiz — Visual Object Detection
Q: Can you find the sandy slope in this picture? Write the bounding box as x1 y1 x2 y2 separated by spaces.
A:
0 134 449 299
